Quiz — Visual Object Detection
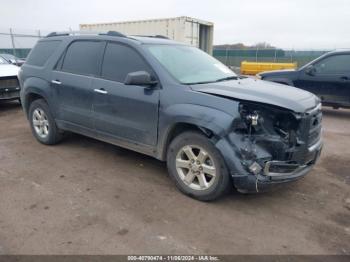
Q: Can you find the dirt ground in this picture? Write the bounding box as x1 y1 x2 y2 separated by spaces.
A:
0 101 349 255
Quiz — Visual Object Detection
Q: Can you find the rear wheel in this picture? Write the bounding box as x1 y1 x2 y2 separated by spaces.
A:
166 131 231 201
29 99 63 145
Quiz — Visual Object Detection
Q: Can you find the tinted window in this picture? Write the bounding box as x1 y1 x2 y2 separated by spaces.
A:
314 54 350 74
102 43 151 82
62 41 103 76
26 40 61 66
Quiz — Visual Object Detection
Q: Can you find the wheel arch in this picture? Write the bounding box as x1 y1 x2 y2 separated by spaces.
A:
22 77 52 118
158 123 212 160
157 104 235 160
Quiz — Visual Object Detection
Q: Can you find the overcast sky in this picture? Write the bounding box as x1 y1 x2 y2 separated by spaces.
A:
1 0 349 49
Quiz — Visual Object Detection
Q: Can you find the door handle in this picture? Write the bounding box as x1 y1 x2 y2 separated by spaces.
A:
51 80 62 85
94 88 108 95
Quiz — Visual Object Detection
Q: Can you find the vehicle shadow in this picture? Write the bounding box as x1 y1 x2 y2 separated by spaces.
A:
0 100 22 113
63 132 168 170
62 132 296 203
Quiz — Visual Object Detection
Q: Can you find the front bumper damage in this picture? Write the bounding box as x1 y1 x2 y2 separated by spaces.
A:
233 140 322 193
216 103 323 193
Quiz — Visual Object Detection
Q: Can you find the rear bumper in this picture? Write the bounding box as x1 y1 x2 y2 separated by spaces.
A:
233 140 323 193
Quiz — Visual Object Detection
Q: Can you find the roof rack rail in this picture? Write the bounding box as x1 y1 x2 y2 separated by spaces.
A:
132 35 170 40
46 30 127 38
103 31 127 37
154 35 169 39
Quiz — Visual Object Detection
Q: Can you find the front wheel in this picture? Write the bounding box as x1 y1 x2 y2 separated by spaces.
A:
166 131 231 201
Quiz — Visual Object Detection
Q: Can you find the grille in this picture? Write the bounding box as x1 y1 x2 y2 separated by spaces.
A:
0 77 19 89
306 105 322 146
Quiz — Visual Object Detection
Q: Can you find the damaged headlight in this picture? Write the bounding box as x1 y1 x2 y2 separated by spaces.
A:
233 103 265 135
236 102 300 143
246 112 259 127
234 102 302 175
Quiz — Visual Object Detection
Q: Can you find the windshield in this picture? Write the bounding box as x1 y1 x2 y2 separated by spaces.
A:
147 45 237 84
0 57 8 64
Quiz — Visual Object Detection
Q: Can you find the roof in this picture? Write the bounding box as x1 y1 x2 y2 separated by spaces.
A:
328 49 350 54
129 36 183 45
44 31 185 45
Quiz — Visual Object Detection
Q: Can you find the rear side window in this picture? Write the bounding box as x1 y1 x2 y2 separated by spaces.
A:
26 40 61 66
101 43 152 82
61 41 104 76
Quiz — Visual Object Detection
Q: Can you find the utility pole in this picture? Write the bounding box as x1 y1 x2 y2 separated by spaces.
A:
9 28 16 56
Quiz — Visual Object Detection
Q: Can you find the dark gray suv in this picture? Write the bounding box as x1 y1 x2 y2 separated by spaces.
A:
19 31 323 201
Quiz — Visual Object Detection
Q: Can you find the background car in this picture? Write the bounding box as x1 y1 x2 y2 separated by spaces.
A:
258 50 350 109
0 53 26 67
0 56 20 102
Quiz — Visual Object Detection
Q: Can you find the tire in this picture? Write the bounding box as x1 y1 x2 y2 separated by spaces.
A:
28 99 63 145
166 131 231 201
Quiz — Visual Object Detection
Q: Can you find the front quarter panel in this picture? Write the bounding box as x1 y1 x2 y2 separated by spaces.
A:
157 87 250 177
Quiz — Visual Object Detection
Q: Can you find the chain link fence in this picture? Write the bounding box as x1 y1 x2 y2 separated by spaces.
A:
213 48 330 70
0 28 53 58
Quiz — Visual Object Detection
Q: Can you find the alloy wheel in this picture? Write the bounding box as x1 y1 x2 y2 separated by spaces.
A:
175 145 217 191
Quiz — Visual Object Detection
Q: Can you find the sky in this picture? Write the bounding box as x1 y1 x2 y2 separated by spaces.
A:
0 0 349 49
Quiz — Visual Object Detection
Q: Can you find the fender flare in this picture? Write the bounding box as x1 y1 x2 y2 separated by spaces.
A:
157 103 237 160
22 77 53 117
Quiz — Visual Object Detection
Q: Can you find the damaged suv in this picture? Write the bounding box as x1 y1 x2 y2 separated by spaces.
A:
19 31 323 201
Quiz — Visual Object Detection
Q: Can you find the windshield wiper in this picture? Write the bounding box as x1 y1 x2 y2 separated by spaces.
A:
186 76 239 85
214 76 239 82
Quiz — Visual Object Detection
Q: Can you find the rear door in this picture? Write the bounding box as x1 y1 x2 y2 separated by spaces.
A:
296 54 350 106
51 40 105 129
92 42 160 148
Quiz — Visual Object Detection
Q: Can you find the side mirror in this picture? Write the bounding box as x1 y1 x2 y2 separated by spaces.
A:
9 59 17 65
305 65 316 76
124 71 158 87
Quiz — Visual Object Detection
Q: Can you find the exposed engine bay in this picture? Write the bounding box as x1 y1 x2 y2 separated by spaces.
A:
231 101 322 180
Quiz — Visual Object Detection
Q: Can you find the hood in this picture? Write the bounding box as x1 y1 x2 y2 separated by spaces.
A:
259 69 297 77
0 64 19 77
190 78 319 113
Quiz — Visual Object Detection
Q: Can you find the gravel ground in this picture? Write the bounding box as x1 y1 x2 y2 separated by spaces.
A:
0 101 349 255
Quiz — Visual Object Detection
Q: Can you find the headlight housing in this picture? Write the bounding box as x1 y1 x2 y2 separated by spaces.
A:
236 102 300 145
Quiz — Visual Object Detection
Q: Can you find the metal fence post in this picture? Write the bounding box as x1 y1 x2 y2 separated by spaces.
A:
9 28 16 56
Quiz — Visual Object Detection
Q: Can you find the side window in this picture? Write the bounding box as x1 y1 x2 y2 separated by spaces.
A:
314 55 350 75
61 41 104 76
101 43 152 82
26 40 61 66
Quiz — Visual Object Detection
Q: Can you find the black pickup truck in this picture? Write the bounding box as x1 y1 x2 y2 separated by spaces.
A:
258 50 350 109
